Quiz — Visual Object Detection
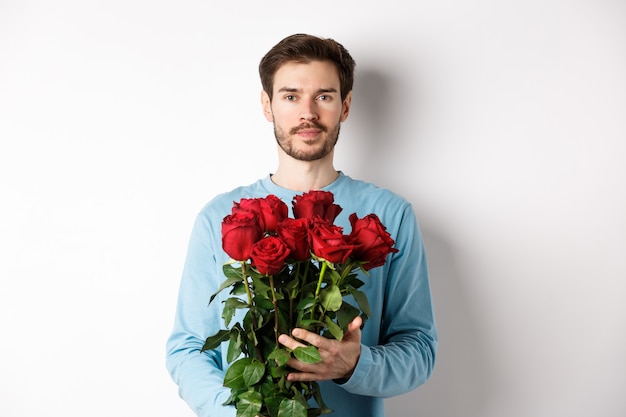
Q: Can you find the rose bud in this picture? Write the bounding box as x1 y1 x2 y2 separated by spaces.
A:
221 211 262 261
292 190 343 224
258 195 288 233
276 217 311 261
233 195 288 234
250 236 291 276
308 220 354 264
232 197 262 220
348 213 399 270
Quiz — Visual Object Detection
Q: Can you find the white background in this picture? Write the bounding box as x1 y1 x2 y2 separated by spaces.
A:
1 1 624 416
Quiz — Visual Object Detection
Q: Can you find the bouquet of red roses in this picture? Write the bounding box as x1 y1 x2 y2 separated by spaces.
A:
202 190 398 417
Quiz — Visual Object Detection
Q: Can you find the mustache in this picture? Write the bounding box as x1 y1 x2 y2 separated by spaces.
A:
289 122 327 135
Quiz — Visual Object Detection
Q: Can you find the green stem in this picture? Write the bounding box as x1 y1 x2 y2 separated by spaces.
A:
337 261 355 288
310 261 328 320
292 262 307 330
299 262 309 303
242 263 254 307
241 263 263 361
269 275 279 344
289 294 294 334
289 263 298 332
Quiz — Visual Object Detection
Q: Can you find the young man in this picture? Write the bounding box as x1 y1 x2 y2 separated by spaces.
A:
165 33 437 417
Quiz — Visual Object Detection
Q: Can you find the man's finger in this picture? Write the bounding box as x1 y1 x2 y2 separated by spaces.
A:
344 316 363 341
349 315 363 330
291 328 328 349
278 334 305 350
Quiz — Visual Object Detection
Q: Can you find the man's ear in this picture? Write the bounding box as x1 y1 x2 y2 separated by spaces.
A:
261 90 273 122
340 91 352 122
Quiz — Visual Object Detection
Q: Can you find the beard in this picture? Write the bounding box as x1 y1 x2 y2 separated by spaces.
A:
273 120 341 162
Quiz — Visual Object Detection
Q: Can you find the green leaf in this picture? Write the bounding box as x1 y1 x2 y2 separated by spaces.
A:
320 284 342 312
328 268 342 286
293 345 321 364
242 359 266 386
227 329 243 363
251 275 272 296
201 329 230 351
231 282 247 297
311 381 333 415
223 297 249 327
247 266 265 280
344 275 365 289
285 276 300 289
225 297 249 309
278 313 291 335
264 395 285 417
269 363 289 379
290 388 308 407
222 307 235 327
336 302 360 331
267 348 291 367
324 316 344 341
254 293 274 310
224 358 265 391
295 296 315 311
278 398 307 417
242 312 259 348
349 289 372 318
297 319 322 332
235 391 263 417
224 358 251 389
209 271 243 304
223 263 245 279
221 389 237 406
257 373 277 398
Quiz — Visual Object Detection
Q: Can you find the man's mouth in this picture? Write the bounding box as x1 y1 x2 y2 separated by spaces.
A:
290 122 327 135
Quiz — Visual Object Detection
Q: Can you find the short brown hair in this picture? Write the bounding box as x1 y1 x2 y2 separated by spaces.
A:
259 33 356 101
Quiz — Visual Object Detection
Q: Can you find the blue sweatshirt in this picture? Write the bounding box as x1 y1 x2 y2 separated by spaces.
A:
165 173 437 417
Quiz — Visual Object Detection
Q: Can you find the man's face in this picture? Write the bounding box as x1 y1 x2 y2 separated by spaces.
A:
262 60 352 162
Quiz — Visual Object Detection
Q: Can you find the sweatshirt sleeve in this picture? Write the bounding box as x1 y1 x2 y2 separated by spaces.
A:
338 203 438 397
165 210 236 417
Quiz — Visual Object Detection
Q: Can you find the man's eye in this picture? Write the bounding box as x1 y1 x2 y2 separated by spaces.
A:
285 95 297 101
318 95 330 101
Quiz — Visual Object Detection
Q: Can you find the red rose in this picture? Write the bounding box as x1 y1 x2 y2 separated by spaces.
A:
276 217 311 261
308 220 354 264
348 213 399 270
232 196 287 233
250 236 291 276
258 195 288 233
232 198 261 214
221 211 262 261
292 190 342 224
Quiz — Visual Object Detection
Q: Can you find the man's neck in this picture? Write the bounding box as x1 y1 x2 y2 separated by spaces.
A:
271 154 339 192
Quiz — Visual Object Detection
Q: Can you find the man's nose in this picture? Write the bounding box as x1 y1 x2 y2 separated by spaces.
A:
299 100 319 121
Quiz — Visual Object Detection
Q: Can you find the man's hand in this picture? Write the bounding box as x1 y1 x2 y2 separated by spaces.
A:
278 316 362 382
